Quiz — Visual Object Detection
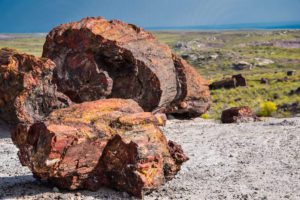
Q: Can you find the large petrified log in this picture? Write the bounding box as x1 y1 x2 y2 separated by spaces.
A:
12 99 188 197
42 17 210 117
0 48 71 125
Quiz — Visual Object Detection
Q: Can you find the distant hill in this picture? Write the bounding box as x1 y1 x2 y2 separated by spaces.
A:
147 22 300 31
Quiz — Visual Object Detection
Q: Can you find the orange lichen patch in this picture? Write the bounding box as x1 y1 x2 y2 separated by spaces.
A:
118 112 158 126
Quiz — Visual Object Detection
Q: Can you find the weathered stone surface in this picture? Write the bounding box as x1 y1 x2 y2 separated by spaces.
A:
42 17 210 117
209 74 247 90
231 61 253 70
166 54 210 117
221 106 257 123
0 48 71 125
12 99 188 197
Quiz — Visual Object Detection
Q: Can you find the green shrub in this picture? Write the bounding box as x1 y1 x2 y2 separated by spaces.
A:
257 101 277 117
200 113 209 119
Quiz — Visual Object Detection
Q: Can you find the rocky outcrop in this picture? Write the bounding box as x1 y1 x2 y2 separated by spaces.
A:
11 99 188 197
231 61 253 70
0 48 71 125
221 106 257 123
42 17 210 117
254 58 274 66
209 74 247 90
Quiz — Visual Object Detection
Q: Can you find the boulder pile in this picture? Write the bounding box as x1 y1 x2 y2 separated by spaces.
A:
0 17 210 197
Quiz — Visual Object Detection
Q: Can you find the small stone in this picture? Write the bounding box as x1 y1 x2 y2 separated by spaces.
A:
52 187 60 192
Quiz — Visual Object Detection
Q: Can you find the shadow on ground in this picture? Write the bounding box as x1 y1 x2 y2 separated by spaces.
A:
0 175 137 199
0 120 10 139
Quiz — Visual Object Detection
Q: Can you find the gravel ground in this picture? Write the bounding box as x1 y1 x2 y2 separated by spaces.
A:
0 118 300 200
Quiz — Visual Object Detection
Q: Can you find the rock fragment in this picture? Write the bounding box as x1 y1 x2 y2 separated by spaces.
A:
0 48 71 125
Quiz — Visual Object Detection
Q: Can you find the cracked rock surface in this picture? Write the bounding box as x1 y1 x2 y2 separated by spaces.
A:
11 99 188 198
42 17 210 117
0 48 71 125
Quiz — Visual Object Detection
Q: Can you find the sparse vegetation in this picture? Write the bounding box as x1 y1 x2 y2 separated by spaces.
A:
257 101 277 117
155 30 300 119
200 113 209 119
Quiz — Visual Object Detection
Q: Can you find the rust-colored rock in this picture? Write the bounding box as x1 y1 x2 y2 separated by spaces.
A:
0 48 71 125
209 74 247 90
221 106 257 123
209 78 236 90
165 54 210 117
12 99 188 197
42 17 210 117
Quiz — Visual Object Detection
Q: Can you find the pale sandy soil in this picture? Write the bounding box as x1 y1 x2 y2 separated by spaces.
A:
0 118 299 200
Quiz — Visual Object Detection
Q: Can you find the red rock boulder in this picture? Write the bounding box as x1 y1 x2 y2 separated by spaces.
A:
12 99 188 197
0 48 71 125
42 17 210 117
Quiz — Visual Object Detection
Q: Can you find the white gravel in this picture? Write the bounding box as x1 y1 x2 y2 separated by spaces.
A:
1 118 300 200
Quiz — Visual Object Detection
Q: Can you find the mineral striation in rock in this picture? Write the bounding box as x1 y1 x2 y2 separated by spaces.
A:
0 48 71 125
42 17 210 117
12 99 188 197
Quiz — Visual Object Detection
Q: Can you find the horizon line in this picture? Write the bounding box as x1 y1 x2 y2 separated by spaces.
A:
1 21 300 34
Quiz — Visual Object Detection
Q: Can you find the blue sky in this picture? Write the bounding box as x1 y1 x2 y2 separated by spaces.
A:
0 0 300 32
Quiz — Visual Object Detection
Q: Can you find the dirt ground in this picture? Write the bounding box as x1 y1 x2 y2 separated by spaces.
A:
0 118 299 200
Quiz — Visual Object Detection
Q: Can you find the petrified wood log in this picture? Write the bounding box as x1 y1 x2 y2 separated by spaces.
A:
166 54 210 117
221 106 257 123
12 99 188 197
42 17 210 117
209 78 236 90
232 74 247 87
0 48 71 125
209 74 247 90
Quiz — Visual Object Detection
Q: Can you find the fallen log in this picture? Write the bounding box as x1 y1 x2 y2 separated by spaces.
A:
12 99 188 197
0 48 71 125
42 17 210 117
209 74 247 90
